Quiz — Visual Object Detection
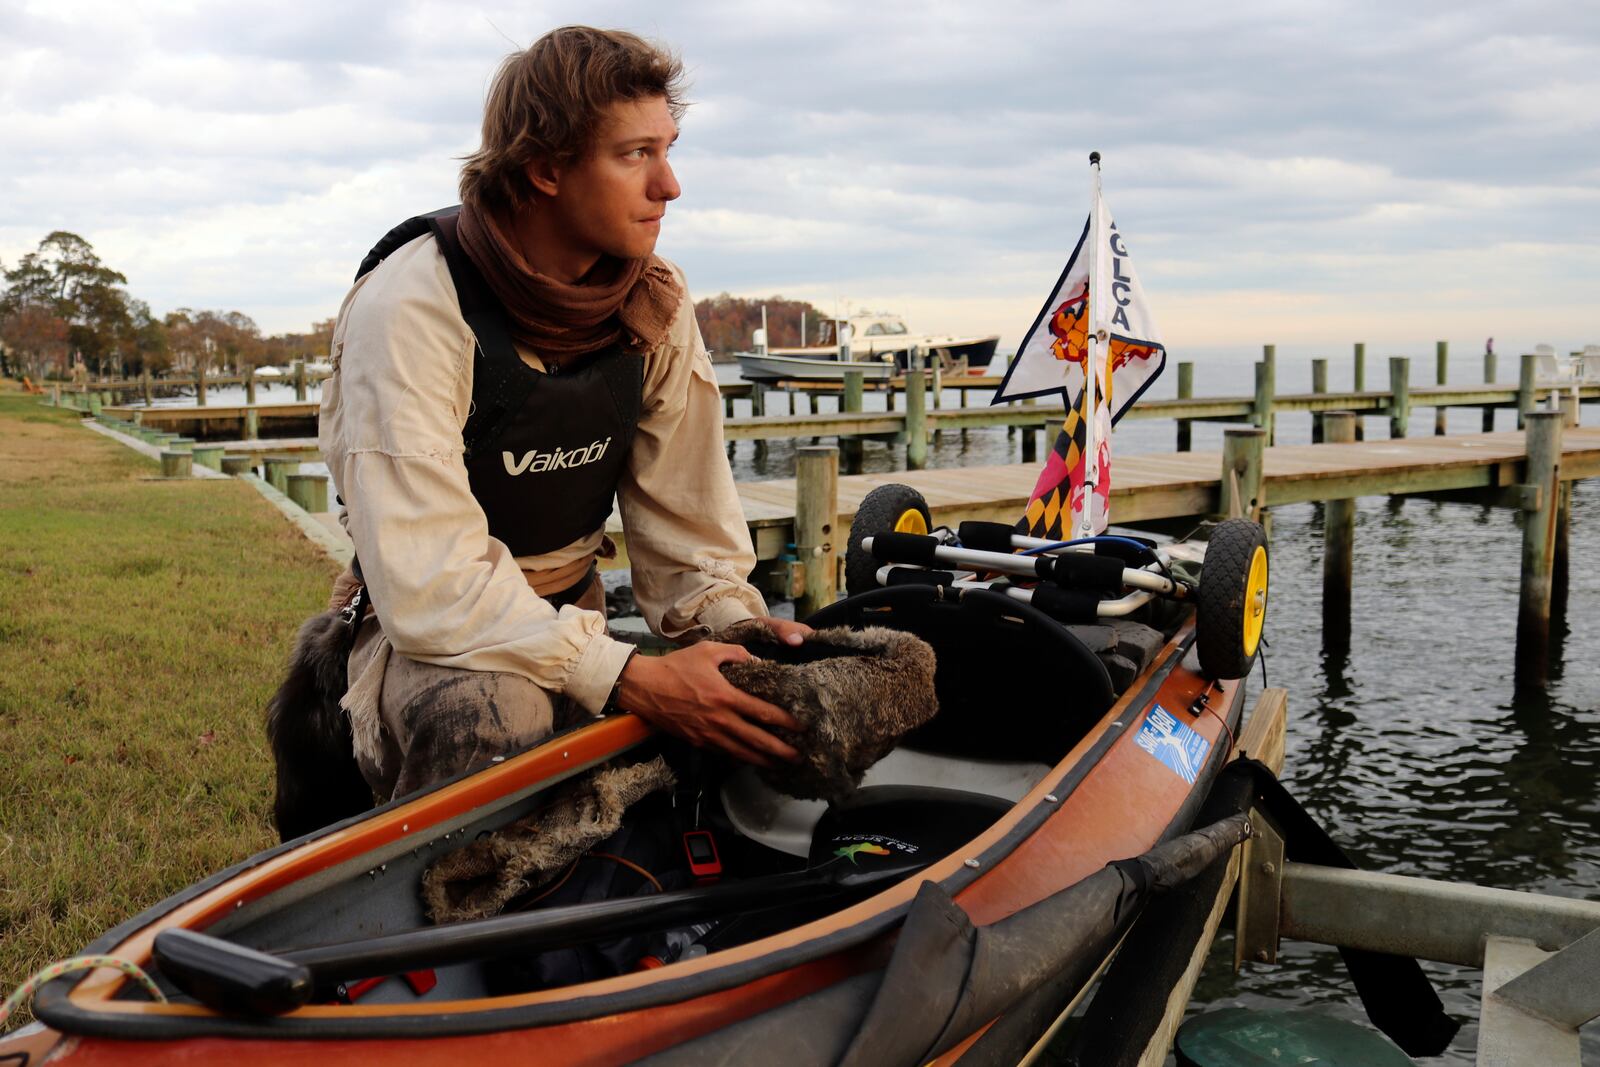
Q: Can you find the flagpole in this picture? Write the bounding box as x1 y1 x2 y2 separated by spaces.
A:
1080 151 1104 539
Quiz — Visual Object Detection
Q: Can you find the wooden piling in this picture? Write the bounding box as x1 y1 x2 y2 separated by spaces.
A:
220 455 254 476
1517 352 1537 430
1388 357 1411 439
87 393 102 415
196 363 207 407
159 450 193 478
1554 394 1579 620
1311 358 1328 443
294 359 308 402
1353 342 1367 441
140 370 152 406
1484 347 1498 432
1021 423 1038 463
245 367 257 406
264 457 301 495
1253 356 1275 445
1176 361 1194 452
794 445 839 619
191 444 224 471
1434 340 1448 435
286 473 330 513
905 353 928 471
840 369 864 472
1218 427 1266 521
751 383 767 461
1516 411 1563 687
245 407 259 440
1322 412 1357 647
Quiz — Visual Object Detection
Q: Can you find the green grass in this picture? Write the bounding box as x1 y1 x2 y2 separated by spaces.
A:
0 387 338 1025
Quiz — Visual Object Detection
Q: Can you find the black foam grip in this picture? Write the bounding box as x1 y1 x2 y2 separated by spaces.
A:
870 532 942 567
886 568 956 587
1043 552 1127 592
1095 538 1161 567
956 521 1018 554
1026 584 1103 623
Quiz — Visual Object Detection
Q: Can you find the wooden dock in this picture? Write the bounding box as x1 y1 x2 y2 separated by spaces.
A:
603 426 1600 568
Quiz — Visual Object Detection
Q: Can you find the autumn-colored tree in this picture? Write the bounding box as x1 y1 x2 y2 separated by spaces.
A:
693 294 831 355
0 303 71 381
1 232 131 376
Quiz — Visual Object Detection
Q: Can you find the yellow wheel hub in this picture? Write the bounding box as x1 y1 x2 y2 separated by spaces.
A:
1242 545 1268 656
893 508 928 535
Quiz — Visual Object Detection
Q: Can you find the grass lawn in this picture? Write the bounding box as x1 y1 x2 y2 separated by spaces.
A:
0 385 338 1025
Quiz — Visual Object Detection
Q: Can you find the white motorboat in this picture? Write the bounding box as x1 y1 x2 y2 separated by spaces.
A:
735 352 897 383
769 312 1000 374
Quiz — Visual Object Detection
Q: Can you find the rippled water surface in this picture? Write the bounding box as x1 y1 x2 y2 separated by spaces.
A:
722 351 1600 1060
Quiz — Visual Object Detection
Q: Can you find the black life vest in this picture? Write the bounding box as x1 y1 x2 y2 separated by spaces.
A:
354 207 644 557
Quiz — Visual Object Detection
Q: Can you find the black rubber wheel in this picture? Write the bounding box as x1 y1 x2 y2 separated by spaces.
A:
845 484 933 596
1196 518 1270 680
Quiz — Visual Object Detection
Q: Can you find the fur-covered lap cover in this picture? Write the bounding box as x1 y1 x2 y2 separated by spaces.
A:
421 624 936 925
422 756 677 924
714 620 939 803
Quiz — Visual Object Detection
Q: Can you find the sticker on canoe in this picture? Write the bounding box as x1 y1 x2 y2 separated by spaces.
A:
1133 704 1211 785
834 842 893 864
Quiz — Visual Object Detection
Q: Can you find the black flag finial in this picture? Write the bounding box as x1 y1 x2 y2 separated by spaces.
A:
1089 151 1101 165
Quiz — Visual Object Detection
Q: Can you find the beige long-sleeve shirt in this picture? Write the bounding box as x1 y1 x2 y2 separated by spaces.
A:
319 232 765 714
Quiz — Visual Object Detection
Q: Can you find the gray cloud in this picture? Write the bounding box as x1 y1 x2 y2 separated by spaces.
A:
2 0 1595 348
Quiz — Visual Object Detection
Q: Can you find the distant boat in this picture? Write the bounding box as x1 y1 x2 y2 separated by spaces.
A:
770 312 1000 375
735 352 897 383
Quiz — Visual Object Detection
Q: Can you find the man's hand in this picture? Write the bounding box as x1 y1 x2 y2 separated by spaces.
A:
617 640 804 766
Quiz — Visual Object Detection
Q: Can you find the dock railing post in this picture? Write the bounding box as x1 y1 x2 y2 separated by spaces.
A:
294 359 307 402
1484 346 1498 432
245 407 259 440
1353 342 1367 440
245 366 257 406
905 346 928 471
751 382 767 461
1435 340 1449 435
140 370 152 407
196 362 207 407
1176 360 1194 452
840 369 864 473
1388 356 1411 439
1311 358 1328 443
930 357 944 441
794 445 839 619
1322 412 1357 648
1517 352 1537 430
1254 345 1276 444
1554 394 1579 620
1516 411 1563 687
1218 427 1267 523
1252 361 1274 444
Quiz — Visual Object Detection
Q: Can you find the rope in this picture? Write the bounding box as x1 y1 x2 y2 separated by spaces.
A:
2 955 166 1028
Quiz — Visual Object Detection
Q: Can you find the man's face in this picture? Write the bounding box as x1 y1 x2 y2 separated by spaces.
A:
536 95 681 264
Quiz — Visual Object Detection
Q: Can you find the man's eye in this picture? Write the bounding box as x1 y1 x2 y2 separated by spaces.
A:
626 148 647 160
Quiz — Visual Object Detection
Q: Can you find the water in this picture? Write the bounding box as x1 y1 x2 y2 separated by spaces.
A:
720 353 1600 1060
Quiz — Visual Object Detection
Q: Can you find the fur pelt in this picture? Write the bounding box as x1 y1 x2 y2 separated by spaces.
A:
714 621 939 803
265 608 374 842
421 756 676 924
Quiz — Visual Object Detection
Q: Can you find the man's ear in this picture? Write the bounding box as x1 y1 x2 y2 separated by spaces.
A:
525 158 560 198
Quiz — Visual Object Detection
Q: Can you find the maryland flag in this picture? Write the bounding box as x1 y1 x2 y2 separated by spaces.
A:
992 159 1166 540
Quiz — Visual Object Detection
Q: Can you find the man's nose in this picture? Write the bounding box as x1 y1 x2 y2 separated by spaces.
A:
652 158 681 203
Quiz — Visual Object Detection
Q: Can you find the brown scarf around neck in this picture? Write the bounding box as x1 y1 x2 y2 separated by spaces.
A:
456 200 682 367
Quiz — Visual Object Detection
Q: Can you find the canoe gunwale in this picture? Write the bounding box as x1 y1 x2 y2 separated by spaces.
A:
36 628 1223 1044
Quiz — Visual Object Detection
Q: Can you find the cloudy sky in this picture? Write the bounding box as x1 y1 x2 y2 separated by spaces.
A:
3 1 1596 355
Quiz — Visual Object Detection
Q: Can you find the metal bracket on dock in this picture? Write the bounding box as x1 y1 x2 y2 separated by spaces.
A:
1233 810 1284 969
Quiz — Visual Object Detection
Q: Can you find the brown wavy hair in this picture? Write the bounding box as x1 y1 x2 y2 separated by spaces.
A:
459 27 686 212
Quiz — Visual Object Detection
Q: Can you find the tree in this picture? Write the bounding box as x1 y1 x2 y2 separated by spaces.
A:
693 294 830 355
1 304 71 381
0 232 131 376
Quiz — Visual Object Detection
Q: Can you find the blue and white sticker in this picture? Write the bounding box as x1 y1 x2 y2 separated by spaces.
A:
1134 704 1211 785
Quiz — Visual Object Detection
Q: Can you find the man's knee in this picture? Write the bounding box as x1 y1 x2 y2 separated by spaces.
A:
386 666 558 799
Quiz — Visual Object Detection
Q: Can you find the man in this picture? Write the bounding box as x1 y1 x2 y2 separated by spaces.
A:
319 27 808 803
